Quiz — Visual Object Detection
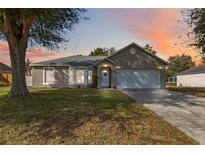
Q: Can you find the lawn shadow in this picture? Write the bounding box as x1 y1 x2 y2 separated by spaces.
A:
0 88 145 144
0 88 198 144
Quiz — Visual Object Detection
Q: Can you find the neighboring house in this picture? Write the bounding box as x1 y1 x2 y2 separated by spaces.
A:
176 63 205 87
30 42 168 89
0 62 12 85
167 76 177 83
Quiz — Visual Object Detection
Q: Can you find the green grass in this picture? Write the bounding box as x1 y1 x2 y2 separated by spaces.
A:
0 86 198 144
166 82 177 87
168 87 205 98
0 86 10 95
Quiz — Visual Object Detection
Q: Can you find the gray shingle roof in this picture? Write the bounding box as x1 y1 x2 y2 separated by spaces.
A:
0 62 11 72
30 42 168 67
177 64 205 76
30 55 107 67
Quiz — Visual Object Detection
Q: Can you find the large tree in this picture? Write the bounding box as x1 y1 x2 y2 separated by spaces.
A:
143 44 157 55
0 9 85 97
184 9 205 61
89 47 116 56
166 54 195 78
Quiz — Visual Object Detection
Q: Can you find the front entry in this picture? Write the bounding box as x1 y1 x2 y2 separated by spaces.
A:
100 68 110 88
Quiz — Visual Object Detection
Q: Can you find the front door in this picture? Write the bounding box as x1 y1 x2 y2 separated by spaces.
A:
100 68 110 88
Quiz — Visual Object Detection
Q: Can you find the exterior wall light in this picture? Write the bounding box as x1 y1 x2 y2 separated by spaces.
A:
102 70 108 73
116 66 120 69
103 64 108 67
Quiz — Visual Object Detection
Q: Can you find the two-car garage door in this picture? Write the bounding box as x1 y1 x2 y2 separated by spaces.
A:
116 69 161 89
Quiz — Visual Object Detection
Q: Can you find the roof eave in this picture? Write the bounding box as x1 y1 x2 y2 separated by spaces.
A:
30 64 70 67
93 57 116 66
0 70 12 73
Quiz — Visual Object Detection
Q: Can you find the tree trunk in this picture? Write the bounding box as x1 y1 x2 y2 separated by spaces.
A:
1 12 36 97
8 39 29 97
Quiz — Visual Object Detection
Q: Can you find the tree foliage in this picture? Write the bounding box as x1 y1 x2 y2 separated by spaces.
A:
201 56 205 63
0 9 85 96
89 47 116 56
184 9 205 54
0 9 85 49
166 54 195 78
143 44 157 55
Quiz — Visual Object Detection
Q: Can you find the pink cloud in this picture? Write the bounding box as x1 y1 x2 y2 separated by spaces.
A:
0 41 9 51
108 9 199 61
26 47 60 63
0 41 61 65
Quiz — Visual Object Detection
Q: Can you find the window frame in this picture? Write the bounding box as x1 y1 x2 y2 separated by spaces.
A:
88 70 93 84
76 69 85 84
43 67 55 85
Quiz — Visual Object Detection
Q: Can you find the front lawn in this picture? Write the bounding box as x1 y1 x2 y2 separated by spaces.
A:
168 87 205 98
0 87 197 144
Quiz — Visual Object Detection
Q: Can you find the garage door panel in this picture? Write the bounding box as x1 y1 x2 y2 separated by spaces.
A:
117 70 160 89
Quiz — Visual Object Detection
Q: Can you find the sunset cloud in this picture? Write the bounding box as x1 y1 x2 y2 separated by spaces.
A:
0 41 61 65
0 9 202 66
108 9 199 61
0 41 8 51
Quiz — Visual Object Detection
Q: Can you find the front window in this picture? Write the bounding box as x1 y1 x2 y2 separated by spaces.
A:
43 68 54 85
76 69 85 84
69 69 74 84
88 70 93 84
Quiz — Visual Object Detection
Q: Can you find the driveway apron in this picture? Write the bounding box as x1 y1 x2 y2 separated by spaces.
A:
122 89 205 144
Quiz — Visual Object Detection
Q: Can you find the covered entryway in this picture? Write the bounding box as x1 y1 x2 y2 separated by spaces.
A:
95 58 115 89
116 69 161 89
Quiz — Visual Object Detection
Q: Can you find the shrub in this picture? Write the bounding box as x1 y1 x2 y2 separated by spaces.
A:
92 75 98 88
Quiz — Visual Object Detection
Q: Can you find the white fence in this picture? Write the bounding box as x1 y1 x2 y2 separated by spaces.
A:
26 75 32 86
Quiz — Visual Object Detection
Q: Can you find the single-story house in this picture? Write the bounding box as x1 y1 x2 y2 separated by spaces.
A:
176 63 205 87
0 62 12 84
30 42 168 89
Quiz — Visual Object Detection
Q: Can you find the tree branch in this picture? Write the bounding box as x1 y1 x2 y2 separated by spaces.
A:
2 12 18 54
0 13 4 32
0 22 4 32
19 15 37 49
2 12 14 35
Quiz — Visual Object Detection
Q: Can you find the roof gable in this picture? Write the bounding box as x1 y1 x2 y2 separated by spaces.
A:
0 62 11 72
108 42 168 65
107 42 168 69
94 58 115 66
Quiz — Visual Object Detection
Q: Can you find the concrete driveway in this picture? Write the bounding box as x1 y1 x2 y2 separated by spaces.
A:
122 89 205 144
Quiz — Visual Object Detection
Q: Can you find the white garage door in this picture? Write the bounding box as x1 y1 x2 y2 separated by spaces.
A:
116 69 161 89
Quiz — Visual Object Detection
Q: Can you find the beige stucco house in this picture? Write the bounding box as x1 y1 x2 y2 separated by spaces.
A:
30 42 168 89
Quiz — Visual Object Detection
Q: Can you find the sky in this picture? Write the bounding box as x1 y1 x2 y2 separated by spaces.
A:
0 8 200 66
